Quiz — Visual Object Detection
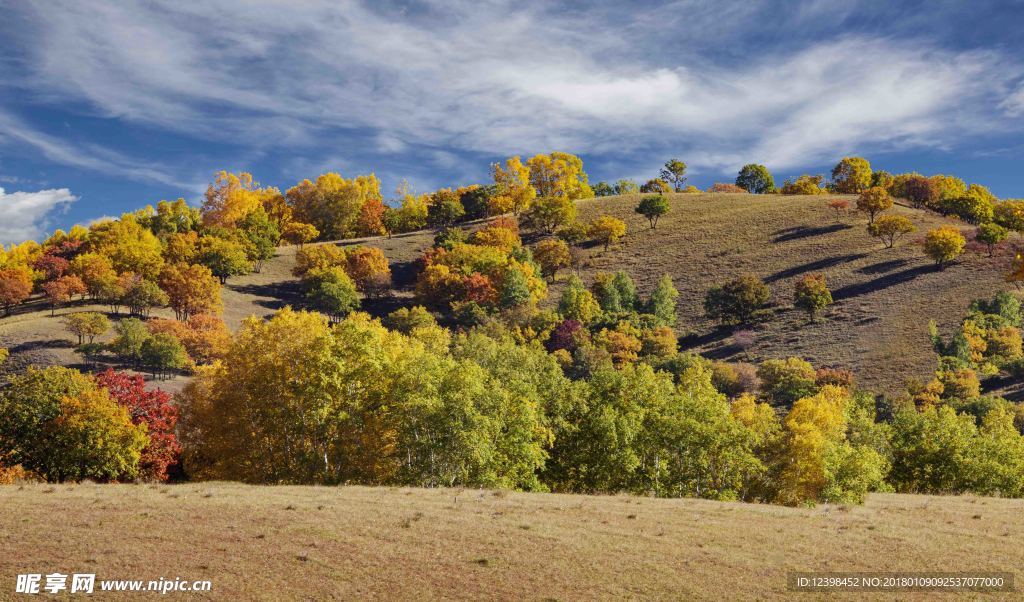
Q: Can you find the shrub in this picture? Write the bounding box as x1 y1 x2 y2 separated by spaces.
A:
707 182 747 193
780 175 826 195
704 275 771 325
793 273 833 320
588 215 627 251
924 226 966 269
0 366 148 482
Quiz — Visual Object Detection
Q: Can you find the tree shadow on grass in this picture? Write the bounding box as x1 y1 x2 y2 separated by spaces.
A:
230 280 306 312
765 253 869 283
832 264 935 301
771 223 852 243
857 258 910 275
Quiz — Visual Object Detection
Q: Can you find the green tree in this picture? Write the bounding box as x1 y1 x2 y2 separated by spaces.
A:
110 318 151 367
592 271 638 314
635 195 670 229
238 207 280 272
426 189 466 228
592 181 615 197
140 333 189 379
614 179 639 195
197 236 250 283
559 275 601 324
306 267 360 321
735 164 775 194
659 159 688 192
63 312 111 345
976 222 1009 257
647 275 679 327
704 275 771 325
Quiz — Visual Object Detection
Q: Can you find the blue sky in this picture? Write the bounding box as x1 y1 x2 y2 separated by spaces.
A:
1 0 1024 244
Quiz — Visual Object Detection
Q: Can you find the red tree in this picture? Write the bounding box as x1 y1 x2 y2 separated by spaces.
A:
34 254 70 281
96 369 181 481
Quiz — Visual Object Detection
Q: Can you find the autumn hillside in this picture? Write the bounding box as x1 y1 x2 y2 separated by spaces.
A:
0 192 1015 399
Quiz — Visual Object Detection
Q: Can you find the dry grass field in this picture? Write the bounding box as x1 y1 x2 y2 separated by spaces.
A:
565 193 1017 397
0 193 1017 398
1 483 1022 600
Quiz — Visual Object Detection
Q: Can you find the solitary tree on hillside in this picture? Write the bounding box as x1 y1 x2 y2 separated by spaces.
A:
659 159 688 192
856 186 892 224
793 273 833 321
924 227 966 269
827 199 850 221
588 215 627 251
704 275 771 326
868 215 916 248
736 164 776 194
976 223 1009 257
635 195 670 229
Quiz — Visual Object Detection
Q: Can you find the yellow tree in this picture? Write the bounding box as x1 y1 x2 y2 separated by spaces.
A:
201 171 262 229
491 156 537 215
588 215 627 251
159 263 223 320
526 152 594 200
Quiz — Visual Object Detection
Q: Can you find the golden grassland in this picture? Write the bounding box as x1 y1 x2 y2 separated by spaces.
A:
0 192 1016 398
1 483 1023 600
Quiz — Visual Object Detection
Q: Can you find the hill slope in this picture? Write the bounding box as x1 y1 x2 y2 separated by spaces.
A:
1 484 1021 600
562 192 1015 396
0 193 1016 397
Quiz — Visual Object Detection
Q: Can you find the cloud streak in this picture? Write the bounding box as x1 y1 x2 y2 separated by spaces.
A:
2 0 1024 186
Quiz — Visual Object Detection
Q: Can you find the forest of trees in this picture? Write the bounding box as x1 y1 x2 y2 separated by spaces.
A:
3 152 1024 506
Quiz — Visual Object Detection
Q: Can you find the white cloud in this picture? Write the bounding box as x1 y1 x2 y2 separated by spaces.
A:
0 187 78 245
1001 83 1024 117
4 0 1024 181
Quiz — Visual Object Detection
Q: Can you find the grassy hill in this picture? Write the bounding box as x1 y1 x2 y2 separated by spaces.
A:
0 193 1017 398
1 484 1021 600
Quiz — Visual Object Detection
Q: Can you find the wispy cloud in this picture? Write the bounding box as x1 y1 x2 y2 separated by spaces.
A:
2 0 1024 186
0 109 186 187
0 186 77 245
